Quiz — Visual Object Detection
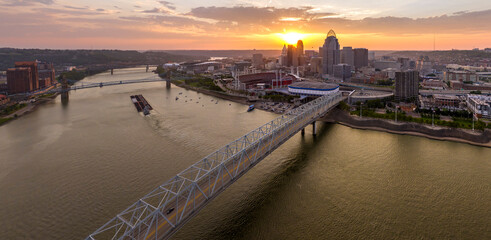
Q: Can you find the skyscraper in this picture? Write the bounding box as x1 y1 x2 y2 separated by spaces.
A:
296 40 304 55
395 70 419 101
287 45 296 67
252 53 264 69
322 30 340 76
341 47 354 66
7 67 33 94
353 48 368 69
15 61 38 90
296 40 305 66
279 44 288 66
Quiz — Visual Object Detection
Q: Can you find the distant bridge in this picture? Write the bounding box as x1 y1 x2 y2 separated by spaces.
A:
10 78 169 97
67 78 168 91
87 92 345 240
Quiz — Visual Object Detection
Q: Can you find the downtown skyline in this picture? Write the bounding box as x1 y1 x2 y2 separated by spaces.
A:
0 0 490 50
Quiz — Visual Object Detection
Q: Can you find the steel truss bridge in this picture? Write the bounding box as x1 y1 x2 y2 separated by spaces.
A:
87 92 344 240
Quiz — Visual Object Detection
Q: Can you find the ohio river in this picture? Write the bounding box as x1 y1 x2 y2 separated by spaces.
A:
0 67 489 239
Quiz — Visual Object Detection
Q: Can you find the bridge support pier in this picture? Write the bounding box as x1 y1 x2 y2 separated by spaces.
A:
166 80 171 89
61 91 69 103
301 128 305 136
312 121 317 136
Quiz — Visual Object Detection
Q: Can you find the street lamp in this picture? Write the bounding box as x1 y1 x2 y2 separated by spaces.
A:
432 109 435 127
395 105 398 123
360 102 363 118
472 113 475 131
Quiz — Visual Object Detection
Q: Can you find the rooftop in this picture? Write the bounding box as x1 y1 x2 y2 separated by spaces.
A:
289 81 338 90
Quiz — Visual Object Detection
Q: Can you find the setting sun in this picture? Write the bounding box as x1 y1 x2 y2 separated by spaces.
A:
278 32 305 45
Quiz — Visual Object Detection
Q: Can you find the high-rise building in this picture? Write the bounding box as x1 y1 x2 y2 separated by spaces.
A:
395 70 419 101
252 53 264 69
296 40 304 56
7 60 55 94
341 47 354 66
353 48 368 69
309 57 323 74
397 58 411 70
279 44 288 66
7 67 33 94
38 61 55 88
287 45 294 67
333 64 352 81
322 29 340 76
287 45 298 67
296 40 305 66
14 61 38 90
304 50 317 58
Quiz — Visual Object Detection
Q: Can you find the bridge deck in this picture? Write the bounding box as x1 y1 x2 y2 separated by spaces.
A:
9 78 168 97
87 92 344 240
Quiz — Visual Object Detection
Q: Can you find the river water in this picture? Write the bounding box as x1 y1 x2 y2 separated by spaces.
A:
0 67 489 239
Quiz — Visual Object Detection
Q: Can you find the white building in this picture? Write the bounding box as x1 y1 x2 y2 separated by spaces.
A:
467 94 491 119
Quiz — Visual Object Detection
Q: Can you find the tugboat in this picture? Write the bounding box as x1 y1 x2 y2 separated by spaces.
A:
143 105 150 116
247 105 255 112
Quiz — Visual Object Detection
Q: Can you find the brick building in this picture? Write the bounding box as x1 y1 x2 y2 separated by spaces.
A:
6 61 55 94
7 67 33 94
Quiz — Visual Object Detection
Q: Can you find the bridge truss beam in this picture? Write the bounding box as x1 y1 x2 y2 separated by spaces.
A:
87 92 343 240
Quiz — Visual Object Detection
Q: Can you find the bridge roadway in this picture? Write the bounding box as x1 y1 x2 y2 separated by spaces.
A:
11 78 168 97
68 78 167 91
87 92 344 240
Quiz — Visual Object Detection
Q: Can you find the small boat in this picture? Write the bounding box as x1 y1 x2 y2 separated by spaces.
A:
247 105 255 112
143 105 150 115
179 92 182 95
175 97 179 100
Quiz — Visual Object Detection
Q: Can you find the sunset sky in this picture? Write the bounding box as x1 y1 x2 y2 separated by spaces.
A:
0 0 490 50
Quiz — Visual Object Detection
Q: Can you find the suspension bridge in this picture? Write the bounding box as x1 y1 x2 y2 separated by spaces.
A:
86 92 345 240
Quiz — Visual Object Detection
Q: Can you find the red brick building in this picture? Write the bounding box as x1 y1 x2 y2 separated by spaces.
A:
15 61 39 90
6 61 56 94
7 67 33 94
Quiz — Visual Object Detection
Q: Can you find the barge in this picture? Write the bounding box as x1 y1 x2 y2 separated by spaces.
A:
130 95 153 115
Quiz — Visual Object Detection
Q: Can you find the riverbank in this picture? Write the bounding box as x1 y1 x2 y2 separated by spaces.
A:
0 93 59 127
323 108 491 148
173 81 250 104
174 83 491 147
172 81 295 114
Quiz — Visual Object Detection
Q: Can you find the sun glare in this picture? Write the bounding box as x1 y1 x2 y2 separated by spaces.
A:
279 32 305 45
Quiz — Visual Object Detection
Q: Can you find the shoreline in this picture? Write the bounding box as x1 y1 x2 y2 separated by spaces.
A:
176 83 491 148
4 79 490 148
173 81 294 114
322 108 491 148
0 93 59 127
